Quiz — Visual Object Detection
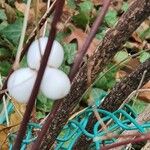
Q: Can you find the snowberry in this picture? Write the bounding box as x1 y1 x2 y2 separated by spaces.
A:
27 37 64 70
7 68 37 103
41 67 71 100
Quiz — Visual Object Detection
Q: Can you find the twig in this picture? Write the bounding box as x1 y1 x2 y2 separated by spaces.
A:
13 0 31 70
113 104 150 150
88 95 108 132
12 0 64 149
42 0 51 36
101 132 150 150
119 70 147 109
2 96 9 126
69 0 111 81
134 70 147 99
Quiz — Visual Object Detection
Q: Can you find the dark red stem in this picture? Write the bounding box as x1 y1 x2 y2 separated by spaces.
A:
69 0 111 81
12 0 62 149
30 1 65 150
101 132 150 150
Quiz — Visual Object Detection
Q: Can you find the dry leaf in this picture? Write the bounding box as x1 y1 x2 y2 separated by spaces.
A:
0 1 16 23
9 99 26 132
4 3 16 23
112 0 123 12
64 27 100 56
132 32 143 43
15 2 35 23
15 1 46 24
0 125 9 149
91 0 103 6
124 58 141 73
116 70 127 82
138 81 150 103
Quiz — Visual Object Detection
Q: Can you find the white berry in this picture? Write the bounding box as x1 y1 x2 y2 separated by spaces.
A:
27 37 64 70
41 68 71 100
7 68 37 103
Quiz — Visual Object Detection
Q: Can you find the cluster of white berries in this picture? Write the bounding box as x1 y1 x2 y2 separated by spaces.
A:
7 37 71 103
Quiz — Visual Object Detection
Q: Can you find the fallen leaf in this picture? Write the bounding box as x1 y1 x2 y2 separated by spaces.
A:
112 0 124 12
0 125 9 149
15 2 35 23
115 70 127 82
124 58 141 73
4 3 16 23
138 81 150 103
136 19 150 40
15 1 46 24
132 32 143 43
64 26 100 56
91 0 103 6
9 99 26 132
0 0 16 23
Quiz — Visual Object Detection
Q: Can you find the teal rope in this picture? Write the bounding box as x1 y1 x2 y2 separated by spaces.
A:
56 104 150 150
1 91 150 150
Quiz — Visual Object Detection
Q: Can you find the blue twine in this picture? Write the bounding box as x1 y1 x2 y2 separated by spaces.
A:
1 91 150 150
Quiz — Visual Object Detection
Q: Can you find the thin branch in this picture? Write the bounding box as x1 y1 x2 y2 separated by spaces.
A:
42 0 51 36
13 0 31 70
111 104 150 150
69 0 111 81
101 132 150 150
12 0 64 149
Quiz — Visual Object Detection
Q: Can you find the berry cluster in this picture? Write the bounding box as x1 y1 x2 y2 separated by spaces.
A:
7 37 71 103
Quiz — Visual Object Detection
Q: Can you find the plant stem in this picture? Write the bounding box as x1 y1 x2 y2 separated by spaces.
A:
13 0 32 70
101 132 150 150
69 0 111 81
12 0 63 149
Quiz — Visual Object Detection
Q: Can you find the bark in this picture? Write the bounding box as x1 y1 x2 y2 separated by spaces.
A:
37 0 150 149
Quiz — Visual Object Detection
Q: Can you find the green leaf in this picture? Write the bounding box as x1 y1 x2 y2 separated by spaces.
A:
36 111 45 120
105 10 118 27
72 11 90 29
121 2 129 12
95 64 118 90
67 0 76 9
20 55 28 68
95 73 108 90
59 64 70 75
56 30 70 43
140 28 150 40
0 21 8 31
90 88 107 106
131 99 147 114
0 9 7 20
36 93 53 112
0 48 11 60
114 50 129 64
79 1 94 14
139 52 150 63
1 19 23 46
96 25 108 40
107 80 116 89
0 61 11 76
64 43 77 64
